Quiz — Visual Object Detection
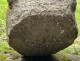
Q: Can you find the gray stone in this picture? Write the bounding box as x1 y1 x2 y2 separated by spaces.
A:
6 0 78 56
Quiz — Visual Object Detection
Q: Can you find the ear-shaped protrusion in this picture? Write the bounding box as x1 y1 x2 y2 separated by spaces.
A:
71 1 77 12
7 0 14 9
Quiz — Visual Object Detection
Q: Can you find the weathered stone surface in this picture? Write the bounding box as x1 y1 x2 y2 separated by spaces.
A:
6 0 78 56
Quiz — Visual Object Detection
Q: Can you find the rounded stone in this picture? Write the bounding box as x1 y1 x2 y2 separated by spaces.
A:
6 0 78 56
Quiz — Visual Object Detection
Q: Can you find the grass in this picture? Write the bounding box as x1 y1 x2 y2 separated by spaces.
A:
0 0 7 42
0 41 12 53
0 54 7 61
76 0 80 34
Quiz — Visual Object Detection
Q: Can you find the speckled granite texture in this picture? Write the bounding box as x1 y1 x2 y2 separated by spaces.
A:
6 0 78 56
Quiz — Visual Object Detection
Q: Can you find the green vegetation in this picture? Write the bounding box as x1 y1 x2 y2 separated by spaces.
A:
0 0 80 60
61 39 80 56
0 0 7 42
76 0 80 34
54 52 71 61
0 0 9 53
0 41 13 53
0 54 7 61
62 0 80 55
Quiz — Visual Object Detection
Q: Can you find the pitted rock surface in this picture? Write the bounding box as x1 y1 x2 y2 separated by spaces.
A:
6 0 78 56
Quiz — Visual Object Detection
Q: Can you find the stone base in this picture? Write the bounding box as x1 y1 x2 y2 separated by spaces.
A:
8 52 80 61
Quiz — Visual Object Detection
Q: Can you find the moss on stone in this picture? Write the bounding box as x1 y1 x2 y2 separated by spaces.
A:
53 52 71 61
62 57 71 61
0 53 7 61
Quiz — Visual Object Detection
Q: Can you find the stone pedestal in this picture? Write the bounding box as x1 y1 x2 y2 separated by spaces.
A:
6 0 78 56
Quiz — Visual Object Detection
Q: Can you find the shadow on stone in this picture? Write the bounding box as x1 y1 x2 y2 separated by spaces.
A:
21 55 58 61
